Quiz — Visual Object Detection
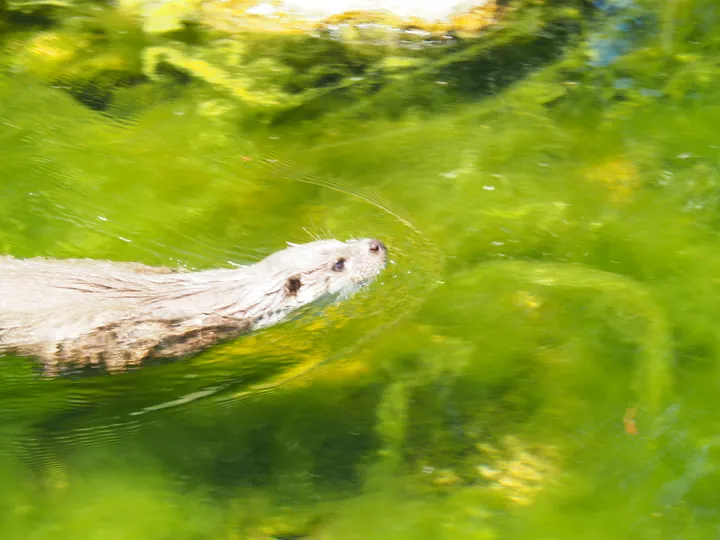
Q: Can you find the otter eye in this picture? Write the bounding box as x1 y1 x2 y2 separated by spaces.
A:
286 276 302 295
332 258 346 272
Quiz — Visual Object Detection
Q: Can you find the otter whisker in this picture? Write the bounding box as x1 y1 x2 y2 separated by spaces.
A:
301 227 321 242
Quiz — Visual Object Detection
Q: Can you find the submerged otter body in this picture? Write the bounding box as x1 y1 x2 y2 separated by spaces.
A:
0 238 387 375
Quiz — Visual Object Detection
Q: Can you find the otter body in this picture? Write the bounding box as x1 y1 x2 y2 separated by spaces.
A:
0 239 387 375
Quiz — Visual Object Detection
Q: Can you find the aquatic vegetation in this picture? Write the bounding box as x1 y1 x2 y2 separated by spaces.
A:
585 157 641 203
2 0 591 122
120 0 203 35
141 44 294 108
0 452 224 540
475 435 559 506
2 0 720 538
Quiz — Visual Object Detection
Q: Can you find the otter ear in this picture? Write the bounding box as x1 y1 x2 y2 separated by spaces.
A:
285 275 302 295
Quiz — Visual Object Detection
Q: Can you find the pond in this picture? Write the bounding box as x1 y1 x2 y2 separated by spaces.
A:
1 0 720 538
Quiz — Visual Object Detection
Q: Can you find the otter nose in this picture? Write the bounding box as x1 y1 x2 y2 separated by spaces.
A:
369 239 386 254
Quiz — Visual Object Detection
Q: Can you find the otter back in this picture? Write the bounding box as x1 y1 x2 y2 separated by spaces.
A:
0 257 252 375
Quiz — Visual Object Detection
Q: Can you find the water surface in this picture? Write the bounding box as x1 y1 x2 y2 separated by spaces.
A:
2 1 720 538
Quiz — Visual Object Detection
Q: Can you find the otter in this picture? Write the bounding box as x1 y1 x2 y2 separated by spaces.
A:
0 238 388 376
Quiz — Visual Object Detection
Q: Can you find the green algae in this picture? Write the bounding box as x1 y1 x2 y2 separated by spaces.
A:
1 0 592 122
2 0 720 538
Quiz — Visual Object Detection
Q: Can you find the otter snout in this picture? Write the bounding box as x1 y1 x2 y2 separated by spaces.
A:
368 239 387 255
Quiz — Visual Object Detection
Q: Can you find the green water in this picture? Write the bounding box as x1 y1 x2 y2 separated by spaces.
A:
2 0 720 538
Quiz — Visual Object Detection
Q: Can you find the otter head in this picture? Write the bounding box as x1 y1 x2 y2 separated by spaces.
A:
247 238 388 329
